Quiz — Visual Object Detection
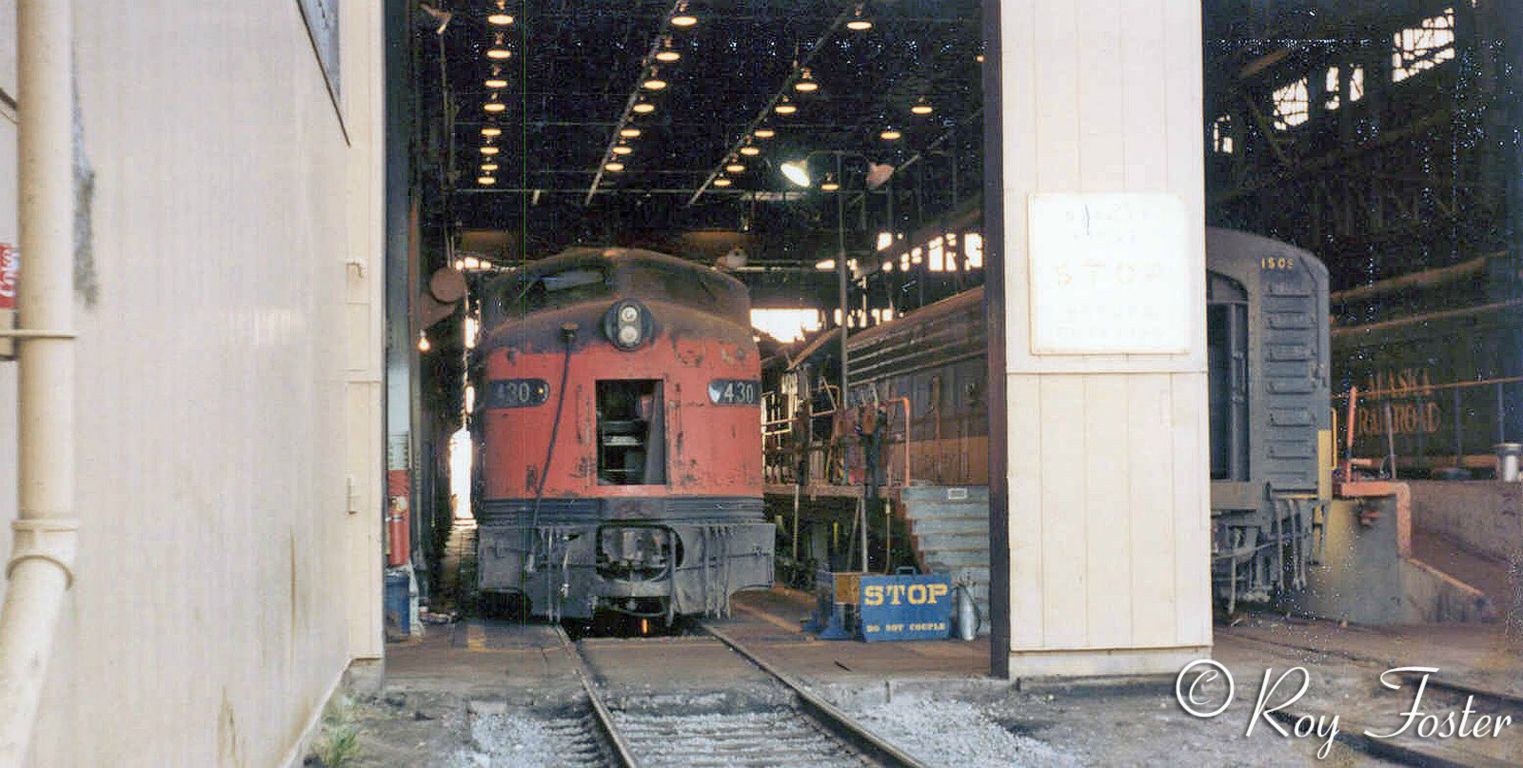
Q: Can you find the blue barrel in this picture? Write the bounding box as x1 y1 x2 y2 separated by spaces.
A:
384 570 410 635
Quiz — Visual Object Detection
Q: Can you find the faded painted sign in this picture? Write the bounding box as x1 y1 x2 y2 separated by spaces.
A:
1027 193 1192 355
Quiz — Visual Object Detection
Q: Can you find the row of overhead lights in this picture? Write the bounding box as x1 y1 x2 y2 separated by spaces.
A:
477 1 515 186
595 2 700 179
705 2 938 194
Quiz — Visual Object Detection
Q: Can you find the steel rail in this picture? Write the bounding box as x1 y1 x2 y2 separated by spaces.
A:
701 623 927 768
553 626 641 768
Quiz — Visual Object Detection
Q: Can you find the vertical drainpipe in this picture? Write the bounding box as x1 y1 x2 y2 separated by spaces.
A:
0 0 80 761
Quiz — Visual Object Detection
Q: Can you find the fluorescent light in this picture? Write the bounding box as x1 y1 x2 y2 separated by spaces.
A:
739 146 760 157
479 146 500 155
484 102 505 113
481 163 499 171
481 127 502 137
815 259 835 270
781 161 811 187
476 176 496 185
671 14 697 27
604 162 625 172
633 102 656 114
487 48 512 60
725 163 745 173
643 77 668 91
485 78 508 89
713 177 732 187
612 145 633 155
753 129 776 139
619 127 641 138
774 98 797 115
488 13 513 25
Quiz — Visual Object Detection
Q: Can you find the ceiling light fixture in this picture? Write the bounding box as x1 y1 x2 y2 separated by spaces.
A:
794 68 819 93
612 144 633 155
487 47 511 60
846 4 873 31
484 78 508 89
476 176 496 185
820 174 840 191
911 98 934 115
780 160 811 187
655 37 681 62
480 146 500 155
713 177 732 187
725 162 745 173
879 128 902 141
753 128 776 139
642 74 668 91
487 13 514 25
418 331 432 352
739 146 761 157
619 127 641 138
604 162 625 172
484 98 506 113
671 2 697 27
481 164 499 172
815 259 836 271
633 102 656 114
481 127 502 137
774 96 797 115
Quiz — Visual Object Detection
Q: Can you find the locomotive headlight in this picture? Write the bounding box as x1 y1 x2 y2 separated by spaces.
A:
603 300 651 350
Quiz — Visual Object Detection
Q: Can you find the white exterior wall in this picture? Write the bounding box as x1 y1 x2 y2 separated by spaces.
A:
996 0 1212 675
0 1 384 764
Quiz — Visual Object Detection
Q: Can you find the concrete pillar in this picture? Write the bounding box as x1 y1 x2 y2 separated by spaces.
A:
986 0 1211 676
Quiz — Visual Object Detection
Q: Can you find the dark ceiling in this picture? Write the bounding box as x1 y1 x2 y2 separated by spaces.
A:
409 0 984 264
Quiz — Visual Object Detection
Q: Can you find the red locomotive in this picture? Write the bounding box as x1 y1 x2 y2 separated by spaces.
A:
471 247 774 622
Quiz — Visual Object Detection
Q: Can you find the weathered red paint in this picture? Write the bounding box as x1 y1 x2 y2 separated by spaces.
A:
482 301 761 500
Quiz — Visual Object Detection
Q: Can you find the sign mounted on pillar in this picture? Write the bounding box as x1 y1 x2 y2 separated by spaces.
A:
1027 193 1191 355
0 243 16 359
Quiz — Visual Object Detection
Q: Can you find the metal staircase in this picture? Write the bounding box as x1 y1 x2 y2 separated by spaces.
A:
899 486 991 635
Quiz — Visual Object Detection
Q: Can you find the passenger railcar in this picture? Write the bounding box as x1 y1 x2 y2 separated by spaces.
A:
1331 255 1523 476
471 248 774 622
1205 228 1331 608
763 228 1331 608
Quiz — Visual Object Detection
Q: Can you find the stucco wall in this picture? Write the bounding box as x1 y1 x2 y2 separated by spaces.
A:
994 0 1212 675
0 1 384 764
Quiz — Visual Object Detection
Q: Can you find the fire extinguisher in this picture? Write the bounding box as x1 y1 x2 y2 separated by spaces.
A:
386 469 411 567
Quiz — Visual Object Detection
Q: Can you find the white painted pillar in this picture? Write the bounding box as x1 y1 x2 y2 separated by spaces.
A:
990 0 1211 676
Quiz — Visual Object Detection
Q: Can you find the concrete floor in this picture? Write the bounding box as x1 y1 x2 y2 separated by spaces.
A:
359 588 1523 765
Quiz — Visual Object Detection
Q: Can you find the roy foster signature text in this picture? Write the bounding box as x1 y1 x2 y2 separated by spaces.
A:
1174 660 1513 760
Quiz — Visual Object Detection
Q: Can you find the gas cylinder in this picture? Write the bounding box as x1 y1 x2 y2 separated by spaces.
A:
954 584 979 641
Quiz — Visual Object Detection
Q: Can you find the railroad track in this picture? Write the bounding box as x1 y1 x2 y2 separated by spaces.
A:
1223 628 1522 767
552 624 924 768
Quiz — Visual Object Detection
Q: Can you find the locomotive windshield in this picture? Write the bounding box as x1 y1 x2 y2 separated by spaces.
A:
503 266 611 313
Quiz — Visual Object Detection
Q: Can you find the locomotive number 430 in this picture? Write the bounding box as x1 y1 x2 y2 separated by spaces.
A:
708 379 760 405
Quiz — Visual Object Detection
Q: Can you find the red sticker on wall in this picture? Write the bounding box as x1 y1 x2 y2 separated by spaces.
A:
0 244 16 310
